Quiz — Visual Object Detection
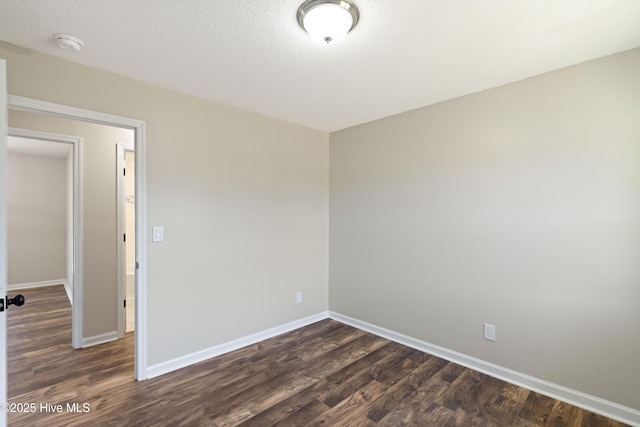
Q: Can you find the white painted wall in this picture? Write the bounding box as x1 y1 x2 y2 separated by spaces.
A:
7 151 67 285
329 48 640 411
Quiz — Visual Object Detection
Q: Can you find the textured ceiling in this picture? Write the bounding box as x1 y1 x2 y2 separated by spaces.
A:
1 1 639 132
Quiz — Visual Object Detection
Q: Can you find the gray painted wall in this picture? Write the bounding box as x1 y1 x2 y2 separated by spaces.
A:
330 48 640 410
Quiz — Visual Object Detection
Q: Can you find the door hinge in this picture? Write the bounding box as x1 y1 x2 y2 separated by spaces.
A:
124 233 126 242
123 168 126 176
124 299 127 308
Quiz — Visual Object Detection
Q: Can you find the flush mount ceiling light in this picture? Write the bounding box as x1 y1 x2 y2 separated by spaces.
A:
297 0 359 45
53 33 84 51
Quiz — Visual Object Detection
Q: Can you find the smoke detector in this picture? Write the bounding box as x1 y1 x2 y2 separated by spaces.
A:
53 33 84 51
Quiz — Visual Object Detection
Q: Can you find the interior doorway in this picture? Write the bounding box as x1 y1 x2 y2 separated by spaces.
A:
6 95 148 380
6 130 78 308
8 108 135 350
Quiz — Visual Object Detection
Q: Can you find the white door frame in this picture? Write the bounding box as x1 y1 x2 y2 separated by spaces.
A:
5 95 148 381
116 143 134 338
1 58 8 427
8 128 82 344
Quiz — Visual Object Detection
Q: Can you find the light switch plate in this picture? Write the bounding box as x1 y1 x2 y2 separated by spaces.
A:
152 226 164 242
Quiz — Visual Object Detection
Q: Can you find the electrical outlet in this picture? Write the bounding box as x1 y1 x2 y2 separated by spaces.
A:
484 323 496 341
296 291 302 304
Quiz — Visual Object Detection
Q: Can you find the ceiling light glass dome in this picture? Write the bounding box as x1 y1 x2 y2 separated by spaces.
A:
297 0 359 45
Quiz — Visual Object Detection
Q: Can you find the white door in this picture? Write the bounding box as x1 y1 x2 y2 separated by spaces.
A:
1 58 9 427
116 143 135 337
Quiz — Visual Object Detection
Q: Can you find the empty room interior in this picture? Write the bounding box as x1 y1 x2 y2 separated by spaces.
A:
0 1 639 426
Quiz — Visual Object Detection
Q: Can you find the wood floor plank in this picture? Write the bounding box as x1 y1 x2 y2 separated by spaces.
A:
7 285 630 426
324 340 402 386
441 369 484 411
320 342 408 408
517 391 560 425
374 346 430 387
235 383 322 426
270 399 331 427
486 394 529 425
373 358 450 423
367 354 451 423
380 402 456 426
548 400 585 427
460 374 504 411
307 380 385 427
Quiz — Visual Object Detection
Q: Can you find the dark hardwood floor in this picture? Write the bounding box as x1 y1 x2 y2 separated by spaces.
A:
7 285 628 426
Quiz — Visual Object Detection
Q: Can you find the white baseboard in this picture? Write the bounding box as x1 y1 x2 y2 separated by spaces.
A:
329 311 640 427
8 279 67 291
82 331 118 348
64 282 73 306
147 311 329 379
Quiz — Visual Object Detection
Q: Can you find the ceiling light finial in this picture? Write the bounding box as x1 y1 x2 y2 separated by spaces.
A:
53 33 84 52
297 0 359 45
